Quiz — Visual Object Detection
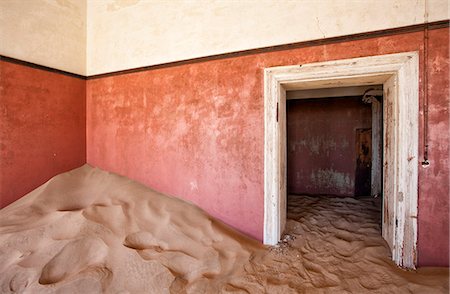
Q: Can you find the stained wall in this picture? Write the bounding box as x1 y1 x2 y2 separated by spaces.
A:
0 61 86 208
86 28 449 266
417 28 449 266
286 97 372 197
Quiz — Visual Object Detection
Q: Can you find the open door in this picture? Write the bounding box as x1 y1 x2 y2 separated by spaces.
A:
355 128 372 197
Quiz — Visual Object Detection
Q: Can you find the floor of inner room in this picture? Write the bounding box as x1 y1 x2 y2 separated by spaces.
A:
236 194 448 293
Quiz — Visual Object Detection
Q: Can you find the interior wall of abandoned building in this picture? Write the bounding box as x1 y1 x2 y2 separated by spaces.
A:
0 1 448 267
85 29 449 267
0 61 87 208
286 97 373 197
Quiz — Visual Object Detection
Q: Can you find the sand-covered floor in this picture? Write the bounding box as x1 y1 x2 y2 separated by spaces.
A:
0 165 448 293
237 196 449 293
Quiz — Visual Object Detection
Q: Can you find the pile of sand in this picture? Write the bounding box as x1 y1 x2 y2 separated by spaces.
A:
0 165 448 293
0 165 263 293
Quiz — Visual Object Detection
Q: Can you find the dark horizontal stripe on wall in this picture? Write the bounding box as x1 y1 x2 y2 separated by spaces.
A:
1 20 448 80
87 20 449 80
0 56 86 80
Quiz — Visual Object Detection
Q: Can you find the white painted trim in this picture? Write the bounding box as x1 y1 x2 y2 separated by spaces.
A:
263 52 419 268
371 98 383 197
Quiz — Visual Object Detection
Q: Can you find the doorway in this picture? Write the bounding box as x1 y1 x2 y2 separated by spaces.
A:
263 52 419 268
285 91 381 199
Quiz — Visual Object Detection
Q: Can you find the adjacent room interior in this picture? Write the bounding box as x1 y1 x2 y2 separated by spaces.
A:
286 86 383 199
283 86 388 274
286 85 384 223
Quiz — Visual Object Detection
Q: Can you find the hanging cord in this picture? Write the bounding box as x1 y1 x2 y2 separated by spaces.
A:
422 1 430 166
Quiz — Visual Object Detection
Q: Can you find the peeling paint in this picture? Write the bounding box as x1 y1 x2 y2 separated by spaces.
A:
310 168 353 194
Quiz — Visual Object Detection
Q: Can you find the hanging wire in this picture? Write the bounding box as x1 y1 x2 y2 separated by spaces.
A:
422 0 430 166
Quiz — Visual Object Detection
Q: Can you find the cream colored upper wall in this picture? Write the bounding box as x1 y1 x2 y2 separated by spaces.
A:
1 0 448 76
0 0 86 75
87 0 449 76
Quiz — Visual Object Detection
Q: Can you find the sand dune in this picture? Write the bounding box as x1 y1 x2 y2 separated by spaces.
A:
0 165 448 293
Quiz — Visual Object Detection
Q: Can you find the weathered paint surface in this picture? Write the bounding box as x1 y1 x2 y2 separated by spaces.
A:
371 99 383 197
86 28 449 266
417 28 449 267
0 61 86 208
286 97 371 197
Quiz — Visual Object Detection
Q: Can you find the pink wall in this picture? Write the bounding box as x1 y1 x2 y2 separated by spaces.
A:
86 59 264 240
417 28 449 267
85 27 447 266
287 97 372 197
0 61 86 208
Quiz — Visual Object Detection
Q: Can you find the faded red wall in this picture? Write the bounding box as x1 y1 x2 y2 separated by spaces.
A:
417 28 450 267
287 97 372 197
0 61 86 208
86 28 449 266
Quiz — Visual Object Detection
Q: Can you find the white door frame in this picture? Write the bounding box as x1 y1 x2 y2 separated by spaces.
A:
263 52 419 268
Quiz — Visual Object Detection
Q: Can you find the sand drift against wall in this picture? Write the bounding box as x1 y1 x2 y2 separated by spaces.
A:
0 166 448 293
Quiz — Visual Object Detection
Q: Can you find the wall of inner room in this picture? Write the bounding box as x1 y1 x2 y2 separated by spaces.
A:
286 97 372 197
86 28 449 266
0 61 86 208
